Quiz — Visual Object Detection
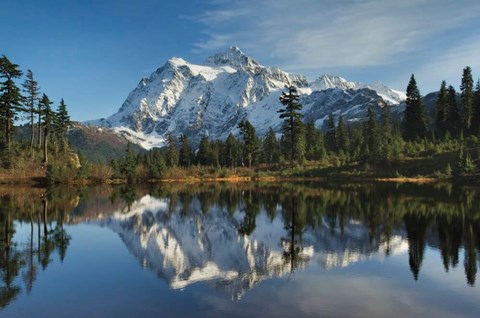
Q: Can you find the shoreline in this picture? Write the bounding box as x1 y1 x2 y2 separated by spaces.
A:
1 174 475 186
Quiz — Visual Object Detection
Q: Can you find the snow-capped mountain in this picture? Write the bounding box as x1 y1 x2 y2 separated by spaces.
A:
310 74 406 105
96 195 408 299
310 74 359 91
86 47 406 149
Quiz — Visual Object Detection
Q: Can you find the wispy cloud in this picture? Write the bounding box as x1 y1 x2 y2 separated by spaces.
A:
190 0 480 86
412 36 480 91
193 33 233 52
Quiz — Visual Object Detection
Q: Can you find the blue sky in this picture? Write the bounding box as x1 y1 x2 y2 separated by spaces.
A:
2 0 480 122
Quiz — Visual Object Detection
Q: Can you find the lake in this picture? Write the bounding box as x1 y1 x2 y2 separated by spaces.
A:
1 182 479 317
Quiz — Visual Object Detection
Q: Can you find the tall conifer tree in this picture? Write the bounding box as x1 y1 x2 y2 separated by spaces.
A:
325 113 337 153
460 66 474 132
381 102 393 138
55 98 70 151
472 79 480 135
278 85 303 161
0 55 23 158
446 85 461 137
22 69 40 152
363 106 381 164
121 142 137 183
305 121 324 160
39 94 54 163
165 133 179 167
380 102 395 160
197 136 212 166
436 81 448 138
262 128 279 164
238 119 259 167
179 134 193 167
403 74 428 141
336 114 349 153
224 133 240 168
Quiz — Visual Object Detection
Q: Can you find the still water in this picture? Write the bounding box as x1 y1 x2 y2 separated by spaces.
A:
1 182 480 317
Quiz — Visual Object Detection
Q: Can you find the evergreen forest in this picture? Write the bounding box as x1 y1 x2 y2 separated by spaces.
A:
1 54 480 184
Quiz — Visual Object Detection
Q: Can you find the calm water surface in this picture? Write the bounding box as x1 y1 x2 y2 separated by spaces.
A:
1 182 480 317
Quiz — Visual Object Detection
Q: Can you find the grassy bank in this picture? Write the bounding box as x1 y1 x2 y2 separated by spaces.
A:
2 156 478 186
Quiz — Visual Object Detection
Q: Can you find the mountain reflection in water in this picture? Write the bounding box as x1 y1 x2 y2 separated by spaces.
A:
1 182 480 307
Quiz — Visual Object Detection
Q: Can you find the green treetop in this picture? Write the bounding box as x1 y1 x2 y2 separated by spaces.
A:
0 55 23 157
403 74 428 141
460 66 474 132
278 85 303 161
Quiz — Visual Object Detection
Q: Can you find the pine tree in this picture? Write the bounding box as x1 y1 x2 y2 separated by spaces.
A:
403 74 428 141
22 69 40 153
178 134 193 167
55 98 70 151
280 120 305 161
381 102 394 160
336 114 349 153
211 140 222 167
121 142 137 183
363 106 381 164
304 121 316 160
460 66 474 132
435 81 448 138
145 148 166 179
446 85 461 137
197 136 212 166
0 55 23 159
472 79 480 135
262 128 279 164
278 85 303 161
348 126 364 162
165 133 179 167
238 119 259 167
293 120 306 161
39 94 54 163
224 133 240 168
305 121 324 160
37 92 42 149
324 113 337 153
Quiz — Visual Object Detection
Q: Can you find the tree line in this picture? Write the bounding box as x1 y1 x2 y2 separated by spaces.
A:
2 51 479 182
404 67 480 140
111 66 480 182
111 182 480 286
0 55 71 169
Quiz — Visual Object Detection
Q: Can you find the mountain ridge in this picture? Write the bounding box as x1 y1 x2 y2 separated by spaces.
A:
85 47 407 149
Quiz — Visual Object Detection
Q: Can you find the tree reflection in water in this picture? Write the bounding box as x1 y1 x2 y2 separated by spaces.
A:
280 195 310 274
0 182 480 308
112 183 480 288
0 188 72 308
105 183 480 293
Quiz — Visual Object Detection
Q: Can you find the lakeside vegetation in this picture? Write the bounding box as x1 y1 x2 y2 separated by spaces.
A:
1 54 480 184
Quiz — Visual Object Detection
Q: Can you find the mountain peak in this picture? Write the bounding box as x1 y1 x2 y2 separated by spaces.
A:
204 46 260 70
311 74 358 91
167 56 188 67
309 74 406 104
86 49 406 149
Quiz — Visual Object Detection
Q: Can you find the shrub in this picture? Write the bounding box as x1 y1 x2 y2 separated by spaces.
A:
88 164 113 182
444 163 452 177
